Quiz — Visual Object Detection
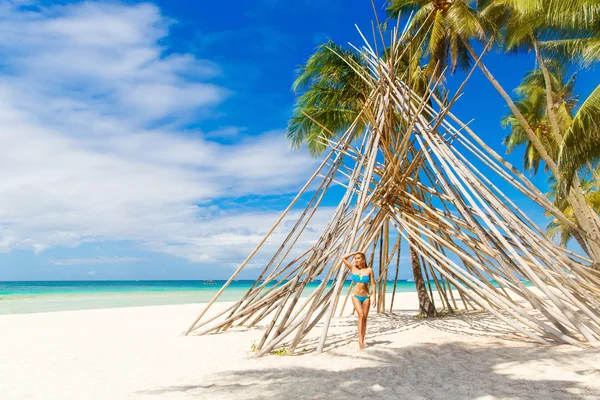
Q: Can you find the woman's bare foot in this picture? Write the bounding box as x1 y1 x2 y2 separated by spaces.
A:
359 340 365 349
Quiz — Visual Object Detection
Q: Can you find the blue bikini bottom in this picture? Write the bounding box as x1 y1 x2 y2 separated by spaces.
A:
353 294 369 304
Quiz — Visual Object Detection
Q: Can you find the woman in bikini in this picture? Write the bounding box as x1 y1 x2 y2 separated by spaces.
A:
342 251 376 349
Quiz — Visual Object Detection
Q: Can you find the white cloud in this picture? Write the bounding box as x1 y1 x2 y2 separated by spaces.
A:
140 206 337 268
50 256 143 266
0 1 321 266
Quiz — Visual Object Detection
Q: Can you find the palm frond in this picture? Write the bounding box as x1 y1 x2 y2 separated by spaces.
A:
386 0 429 15
504 10 541 51
446 1 487 41
427 11 447 59
405 3 436 36
559 84 600 187
539 38 600 67
287 39 372 156
545 0 600 30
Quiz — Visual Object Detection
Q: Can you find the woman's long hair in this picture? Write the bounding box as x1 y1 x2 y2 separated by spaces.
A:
356 252 368 270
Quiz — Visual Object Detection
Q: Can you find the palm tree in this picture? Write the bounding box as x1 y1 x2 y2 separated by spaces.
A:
287 41 371 156
545 28 600 188
559 86 600 186
288 39 438 316
409 244 436 317
537 4 600 189
497 0 600 260
546 176 600 255
288 40 432 155
388 0 600 262
541 38 600 70
385 1 555 195
502 61 576 176
502 59 600 259
502 99 553 176
386 0 492 76
496 0 600 186
492 0 600 67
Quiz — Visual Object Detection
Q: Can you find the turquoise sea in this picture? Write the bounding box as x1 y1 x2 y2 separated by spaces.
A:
0 280 422 315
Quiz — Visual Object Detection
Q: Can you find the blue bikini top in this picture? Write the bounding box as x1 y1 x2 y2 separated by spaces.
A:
352 273 369 284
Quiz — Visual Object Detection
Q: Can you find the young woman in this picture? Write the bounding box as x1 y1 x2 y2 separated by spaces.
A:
342 251 376 349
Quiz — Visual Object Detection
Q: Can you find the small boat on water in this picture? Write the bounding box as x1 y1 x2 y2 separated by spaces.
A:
203 280 217 285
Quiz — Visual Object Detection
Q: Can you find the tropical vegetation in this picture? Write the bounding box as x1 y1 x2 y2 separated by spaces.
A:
286 0 600 315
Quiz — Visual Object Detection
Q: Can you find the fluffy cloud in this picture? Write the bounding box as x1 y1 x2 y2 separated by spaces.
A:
0 1 322 265
140 206 337 267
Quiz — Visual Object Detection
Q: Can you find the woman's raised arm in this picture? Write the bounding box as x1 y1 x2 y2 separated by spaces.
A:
341 251 359 270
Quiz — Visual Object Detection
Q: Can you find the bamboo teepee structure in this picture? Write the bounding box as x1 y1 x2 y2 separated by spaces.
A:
185 19 600 356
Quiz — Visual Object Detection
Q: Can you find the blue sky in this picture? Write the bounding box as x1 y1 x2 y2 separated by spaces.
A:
0 0 596 281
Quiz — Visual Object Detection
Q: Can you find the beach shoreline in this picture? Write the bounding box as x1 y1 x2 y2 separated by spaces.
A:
0 279 531 315
0 280 418 315
1 291 599 400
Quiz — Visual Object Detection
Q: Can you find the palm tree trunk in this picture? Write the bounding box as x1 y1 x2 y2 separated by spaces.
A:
533 39 600 262
409 241 435 317
569 179 600 256
572 230 591 258
463 40 600 263
463 40 557 170
532 39 563 145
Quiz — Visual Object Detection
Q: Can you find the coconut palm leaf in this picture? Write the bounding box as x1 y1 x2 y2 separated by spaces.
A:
388 0 490 77
559 84 600 186
539 38 600 67
387 0 430 14
546 173 600 247
288 41 371 155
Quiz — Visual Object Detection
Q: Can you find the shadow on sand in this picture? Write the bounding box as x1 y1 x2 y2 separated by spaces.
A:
294 309 538 355
142 309 600 400
140 341 598 399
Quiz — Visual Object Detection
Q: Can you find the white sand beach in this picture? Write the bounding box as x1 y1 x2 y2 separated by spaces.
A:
1 292 599 400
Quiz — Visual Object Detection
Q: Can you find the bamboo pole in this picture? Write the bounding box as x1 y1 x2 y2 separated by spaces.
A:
389 236 402 313
186 23 600 351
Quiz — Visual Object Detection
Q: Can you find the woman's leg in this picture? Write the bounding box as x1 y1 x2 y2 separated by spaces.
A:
351 296 365 348
361 298 371 346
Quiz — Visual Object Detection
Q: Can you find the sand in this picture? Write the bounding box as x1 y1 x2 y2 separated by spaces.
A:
1 292 599 400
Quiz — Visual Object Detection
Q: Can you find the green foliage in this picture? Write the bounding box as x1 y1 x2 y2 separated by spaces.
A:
501 61 575 174
270 346 289 356
250 341 290 356
559 85 600 187
288 37 433 157
487 0 600 195
545 175 600 246
501 58 600 245
287 0 600 251
287 41 370 156
486 0 600 52
387 0 494 76
541 38 600 68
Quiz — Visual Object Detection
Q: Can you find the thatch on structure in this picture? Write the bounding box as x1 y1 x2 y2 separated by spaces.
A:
185 18 600 356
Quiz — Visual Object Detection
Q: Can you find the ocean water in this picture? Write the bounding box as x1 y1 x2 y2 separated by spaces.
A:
0 280 421 315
